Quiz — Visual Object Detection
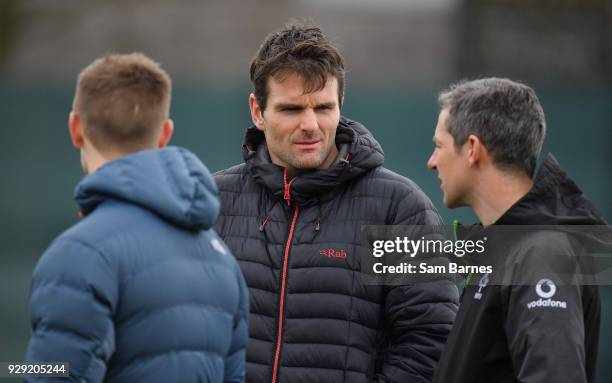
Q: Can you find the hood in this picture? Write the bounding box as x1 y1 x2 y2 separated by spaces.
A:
242 116 384 206
497 153 607 226
456 154 612 266
75 147 220 230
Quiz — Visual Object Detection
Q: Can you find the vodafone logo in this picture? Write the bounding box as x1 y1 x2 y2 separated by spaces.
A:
527 278 567 310
535 278 556 298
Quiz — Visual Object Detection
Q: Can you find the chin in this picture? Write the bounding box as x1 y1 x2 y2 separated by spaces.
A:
295 162 323 171
443 195 459 209
445 196 469 210
294 155 324 170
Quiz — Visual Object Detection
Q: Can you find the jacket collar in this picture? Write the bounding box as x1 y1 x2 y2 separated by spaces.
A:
75 147 220 230
496 153 607 225
455 153 607 239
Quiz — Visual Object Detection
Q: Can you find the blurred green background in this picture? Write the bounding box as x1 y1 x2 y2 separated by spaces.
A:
1 0 611 382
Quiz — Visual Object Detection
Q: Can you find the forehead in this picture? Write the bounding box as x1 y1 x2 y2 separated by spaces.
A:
435 109 450 134
266 73 338 104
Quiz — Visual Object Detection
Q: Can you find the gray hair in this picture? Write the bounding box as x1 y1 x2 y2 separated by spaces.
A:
438 78 546 177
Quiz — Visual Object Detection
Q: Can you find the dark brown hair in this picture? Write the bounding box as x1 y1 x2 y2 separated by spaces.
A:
249 21 345 111
73 53 172 153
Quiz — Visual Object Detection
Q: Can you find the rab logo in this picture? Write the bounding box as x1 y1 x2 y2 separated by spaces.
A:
319 248 348 259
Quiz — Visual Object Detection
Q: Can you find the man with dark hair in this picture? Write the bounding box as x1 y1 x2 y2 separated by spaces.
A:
214 22 459 383
428 78 606 383
26 53 249 383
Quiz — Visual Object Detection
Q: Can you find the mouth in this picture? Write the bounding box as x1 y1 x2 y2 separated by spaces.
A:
293 140 321 150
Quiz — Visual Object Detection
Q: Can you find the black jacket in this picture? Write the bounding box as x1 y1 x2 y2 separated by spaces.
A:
433 154 609 383
214 117 459 383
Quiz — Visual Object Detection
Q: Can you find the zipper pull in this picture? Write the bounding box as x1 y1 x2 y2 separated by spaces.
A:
259 216 270 231
284 184 291 205
340 152 351 167
283 168 296 206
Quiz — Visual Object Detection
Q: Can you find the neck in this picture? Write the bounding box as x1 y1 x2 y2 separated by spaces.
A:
82 144 122 175
470 169 534 225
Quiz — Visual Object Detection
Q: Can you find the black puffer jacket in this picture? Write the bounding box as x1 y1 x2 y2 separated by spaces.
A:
214 117 459 383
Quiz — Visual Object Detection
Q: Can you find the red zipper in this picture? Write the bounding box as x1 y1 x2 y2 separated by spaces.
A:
272 170 299 383
283 168 297 206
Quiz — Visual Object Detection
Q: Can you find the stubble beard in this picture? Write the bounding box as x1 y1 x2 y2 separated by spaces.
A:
281 144 328 171
271 130 331 171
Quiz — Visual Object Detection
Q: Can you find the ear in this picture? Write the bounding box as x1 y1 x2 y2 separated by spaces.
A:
466 134 483 167
157 118 174 148
249 93 265 131
69 111 84 149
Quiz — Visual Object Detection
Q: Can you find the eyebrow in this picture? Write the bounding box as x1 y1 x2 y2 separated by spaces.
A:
274 101 337 110
275 103 303 110
314 102 337 109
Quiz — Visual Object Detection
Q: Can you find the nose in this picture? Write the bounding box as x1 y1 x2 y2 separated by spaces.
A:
299 109 318 132
427 151 437 170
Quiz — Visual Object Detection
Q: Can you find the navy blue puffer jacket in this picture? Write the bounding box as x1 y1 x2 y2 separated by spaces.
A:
26 147 249 383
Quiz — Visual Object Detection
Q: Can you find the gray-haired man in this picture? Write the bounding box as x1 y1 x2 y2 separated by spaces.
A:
428 78 606 383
